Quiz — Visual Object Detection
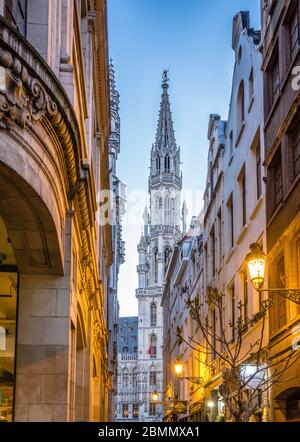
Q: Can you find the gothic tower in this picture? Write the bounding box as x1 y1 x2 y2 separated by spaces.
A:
136 71 182 421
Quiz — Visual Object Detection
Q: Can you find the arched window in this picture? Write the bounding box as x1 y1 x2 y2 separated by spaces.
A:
164 154 170 172
150 302 157 326
170 198 175 225
237 45 242 64
164 247 172 272
164 197 175 225
122 368 129 387
132 369 137 388
154 249 158 284
156 155 161 172
149 368 157 386
149 333 157 359
237 81 245 131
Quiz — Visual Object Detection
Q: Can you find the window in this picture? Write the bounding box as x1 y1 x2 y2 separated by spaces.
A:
293 127 300 178
227 194 234 249
154 249 158 284
133 403 139 418
149 369 157 386
149 333 157 358
290 9 299 61
241 173 246 227
123 346 128 354
164 154 170 172
274 160 283 206
0 218 18 422
164 247 172 272
132 369 137 387
218 209 222 266
122 404 129 418
237 81 245 130
4 0 27 36
256 144 262 199
286 390 300 421
243 271 249 327
165 198 175 226
271 257 287 331
156 155 161 172
149 402 157 416
270 52 280 105
210 164 214 197
122 369 129 387
212 309 217 360
150 302 157 327
211 225 216 276
249 68 254 103
229 131 233 157
237 46 242 63
230 284 235 342
270 149 283 212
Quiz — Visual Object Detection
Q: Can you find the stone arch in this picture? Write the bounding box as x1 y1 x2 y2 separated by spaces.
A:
274 387 300 421
0 159 63 275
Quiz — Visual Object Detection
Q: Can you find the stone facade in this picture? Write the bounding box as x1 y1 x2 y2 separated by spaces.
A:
115 317 138 421
162 215 203 422
219 11 268 421
161 11 272 422
261 0 300 421
0 0 113 421
107 61 126 422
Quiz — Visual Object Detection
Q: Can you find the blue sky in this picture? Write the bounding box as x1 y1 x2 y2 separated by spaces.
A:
108 0 261 317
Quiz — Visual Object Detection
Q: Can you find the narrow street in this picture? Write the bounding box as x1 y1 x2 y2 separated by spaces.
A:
0 0 299 429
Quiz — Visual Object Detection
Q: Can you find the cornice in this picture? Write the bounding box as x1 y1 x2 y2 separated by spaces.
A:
0 16 81 193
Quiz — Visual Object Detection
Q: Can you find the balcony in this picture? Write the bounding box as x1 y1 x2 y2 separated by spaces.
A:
119 353 138 362
150 173 182 188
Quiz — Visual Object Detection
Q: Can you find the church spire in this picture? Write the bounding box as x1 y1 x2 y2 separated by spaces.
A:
155 70 176 150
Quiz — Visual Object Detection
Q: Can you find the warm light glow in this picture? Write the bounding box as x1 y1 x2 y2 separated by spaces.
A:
246 243 266 290
152 391 159 402
174 359 183 376
207 401 215 408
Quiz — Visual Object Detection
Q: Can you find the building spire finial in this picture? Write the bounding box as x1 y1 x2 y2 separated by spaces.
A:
162 69 169 88
154 70 176 149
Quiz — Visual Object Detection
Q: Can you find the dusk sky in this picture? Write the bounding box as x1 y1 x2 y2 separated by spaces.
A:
108 0 261 317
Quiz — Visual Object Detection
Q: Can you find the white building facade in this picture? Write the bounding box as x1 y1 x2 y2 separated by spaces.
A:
162 215 204 422
223 11 266 343
221 12 268 421
115 317 139 422
136 72 183 422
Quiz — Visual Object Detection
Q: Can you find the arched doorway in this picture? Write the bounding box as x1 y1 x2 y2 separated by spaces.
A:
0 154 66 421
275 387 300 422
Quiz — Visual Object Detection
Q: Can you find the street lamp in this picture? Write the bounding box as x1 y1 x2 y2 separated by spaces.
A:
246 242 300 304
151 391 159 402
174 359 183 376
207 401 215 408
173 359 204 385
